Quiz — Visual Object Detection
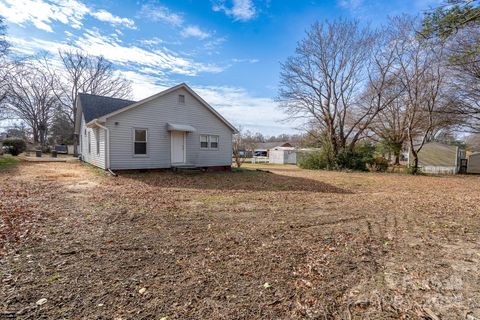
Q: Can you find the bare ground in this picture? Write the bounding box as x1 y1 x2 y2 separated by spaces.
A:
1 161 479 319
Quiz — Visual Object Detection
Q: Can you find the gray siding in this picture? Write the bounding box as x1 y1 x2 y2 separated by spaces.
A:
467 153 480 174
78 115 107 169
106 87 233 170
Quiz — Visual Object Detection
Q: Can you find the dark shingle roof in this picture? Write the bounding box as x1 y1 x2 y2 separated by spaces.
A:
78 93 136 123
255 142 293 150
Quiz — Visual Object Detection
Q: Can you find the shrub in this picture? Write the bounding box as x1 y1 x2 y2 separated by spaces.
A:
368 157 389 172
2 138 27 156
336 143 376 171
297 150 333 170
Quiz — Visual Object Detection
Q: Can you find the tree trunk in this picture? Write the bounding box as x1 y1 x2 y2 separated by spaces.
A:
411 151 419 174
32 129 39 144
73 134 78 156
394 152 400 165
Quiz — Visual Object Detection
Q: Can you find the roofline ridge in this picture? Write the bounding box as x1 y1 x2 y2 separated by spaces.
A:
78 92 136 102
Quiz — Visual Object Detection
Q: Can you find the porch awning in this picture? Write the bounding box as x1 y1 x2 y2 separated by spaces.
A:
167 123 196 132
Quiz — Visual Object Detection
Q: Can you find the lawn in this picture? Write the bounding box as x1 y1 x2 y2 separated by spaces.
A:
1 162 479 319
0 154 20 170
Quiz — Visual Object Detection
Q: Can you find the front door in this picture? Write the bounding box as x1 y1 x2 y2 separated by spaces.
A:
171 131 185 164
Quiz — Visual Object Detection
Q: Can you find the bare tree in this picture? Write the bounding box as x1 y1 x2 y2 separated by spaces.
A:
443 26 480 131
232 127 257 168
6 61 59 146
53 50 132 153
0 17 11 120
277 19 395 161
371 94 410 164
390 16 454 173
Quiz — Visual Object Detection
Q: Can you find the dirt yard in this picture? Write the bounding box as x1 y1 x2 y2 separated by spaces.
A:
1 161 479 319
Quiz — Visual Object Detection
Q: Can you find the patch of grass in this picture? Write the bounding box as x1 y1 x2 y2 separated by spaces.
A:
0 155 20 170
48 275 61 282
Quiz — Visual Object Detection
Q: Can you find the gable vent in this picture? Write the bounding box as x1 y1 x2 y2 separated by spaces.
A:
178 94 185 104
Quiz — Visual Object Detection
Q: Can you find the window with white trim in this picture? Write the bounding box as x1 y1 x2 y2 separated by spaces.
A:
134 129 147 155
200 135 219 149
210 135 219 148
178 94 185 104
200 135 208 148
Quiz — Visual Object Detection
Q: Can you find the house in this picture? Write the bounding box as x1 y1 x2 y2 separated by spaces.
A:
75 83 237 170
467 152 480 174
409 142 466 174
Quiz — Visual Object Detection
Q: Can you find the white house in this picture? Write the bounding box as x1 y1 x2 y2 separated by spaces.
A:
75 83 237 171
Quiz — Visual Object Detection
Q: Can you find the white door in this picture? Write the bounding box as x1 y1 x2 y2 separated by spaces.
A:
171 131 185 164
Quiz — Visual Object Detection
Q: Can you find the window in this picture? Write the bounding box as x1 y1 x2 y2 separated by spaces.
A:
88 131 91 154
134 129 147 155
200 135 219 149
210 135 219 149
96 128 100 155
178 94 185 104
200 135 208 148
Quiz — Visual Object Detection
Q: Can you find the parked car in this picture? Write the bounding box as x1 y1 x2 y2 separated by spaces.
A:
54 145 68 154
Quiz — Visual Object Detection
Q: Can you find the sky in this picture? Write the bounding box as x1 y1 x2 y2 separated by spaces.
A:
0 0 442 135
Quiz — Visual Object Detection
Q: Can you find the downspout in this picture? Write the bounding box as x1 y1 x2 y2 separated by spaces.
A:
94 120 110 170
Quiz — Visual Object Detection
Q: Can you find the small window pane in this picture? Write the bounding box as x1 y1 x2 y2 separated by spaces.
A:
178 94 185 104
134 142 147 155
200 135 208 148
135 130 146 142
210 136 219 148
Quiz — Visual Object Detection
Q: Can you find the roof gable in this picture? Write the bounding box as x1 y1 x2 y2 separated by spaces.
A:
78 93 136 123
92 83 237 133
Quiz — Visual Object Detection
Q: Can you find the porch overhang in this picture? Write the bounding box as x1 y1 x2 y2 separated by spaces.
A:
167 123 196 132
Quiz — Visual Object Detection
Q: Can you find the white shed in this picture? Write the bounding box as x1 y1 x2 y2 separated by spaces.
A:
467 153 480 174
269 147 297 164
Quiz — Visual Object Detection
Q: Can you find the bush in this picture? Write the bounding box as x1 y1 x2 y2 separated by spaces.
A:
336 143 376 171
297 150 333 170
2 138 27 156
367 157 389 172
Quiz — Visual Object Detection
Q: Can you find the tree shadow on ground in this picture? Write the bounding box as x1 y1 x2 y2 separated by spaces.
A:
118 168 351 193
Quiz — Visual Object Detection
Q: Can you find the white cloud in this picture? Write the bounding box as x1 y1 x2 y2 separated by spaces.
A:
0 0 89 32
194 85 297 135
7 30 225 76
181 25 211 39
232 58 259 63
138 2 184 26
337 0 364 10
0 0 136 32
90 9 136 29
212 0 257 21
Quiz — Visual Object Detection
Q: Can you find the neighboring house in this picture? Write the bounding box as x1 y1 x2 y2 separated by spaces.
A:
75 83 237 170
467 153 480 174
409 142 466 174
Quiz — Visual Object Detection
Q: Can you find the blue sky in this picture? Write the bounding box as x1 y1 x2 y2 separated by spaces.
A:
0 0 441 135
